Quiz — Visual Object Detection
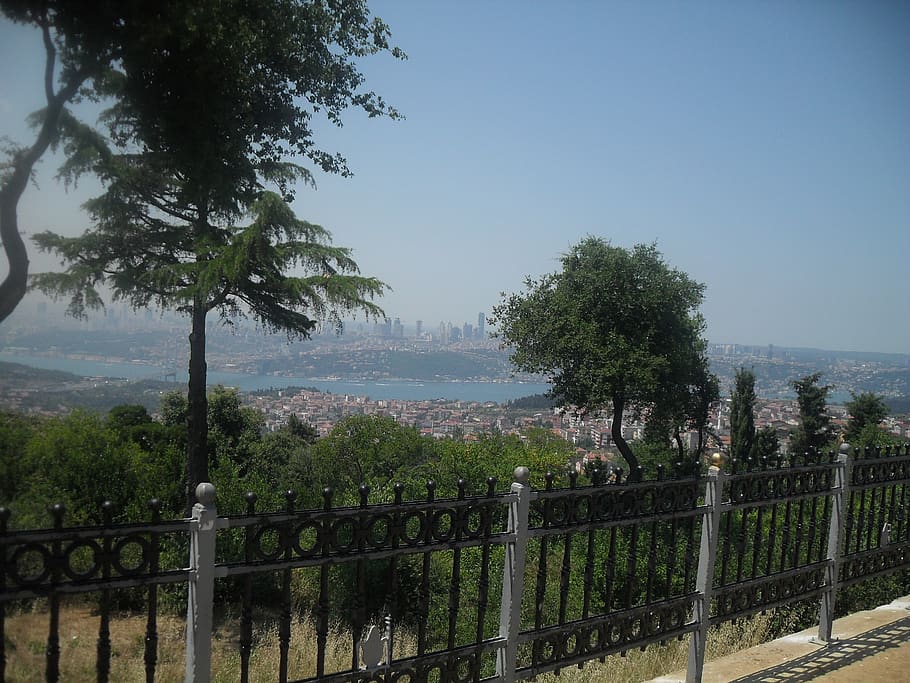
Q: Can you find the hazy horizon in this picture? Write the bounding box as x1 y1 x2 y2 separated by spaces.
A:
2 2 908 354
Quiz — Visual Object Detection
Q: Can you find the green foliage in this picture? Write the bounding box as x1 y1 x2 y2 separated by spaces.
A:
730 367 756 462
0 410 44 503
752 425 780 462
491 238 715 479
845 392 889 446
789 373 833 457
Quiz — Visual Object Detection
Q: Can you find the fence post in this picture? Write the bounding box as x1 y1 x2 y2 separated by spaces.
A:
818 443 850 642
497 466 531 683
687 457 725 683
185 483 218 683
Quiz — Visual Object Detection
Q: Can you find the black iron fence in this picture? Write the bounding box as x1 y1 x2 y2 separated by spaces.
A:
1 443 908 683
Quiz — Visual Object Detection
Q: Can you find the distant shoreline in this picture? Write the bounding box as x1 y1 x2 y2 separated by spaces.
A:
0 352 551 403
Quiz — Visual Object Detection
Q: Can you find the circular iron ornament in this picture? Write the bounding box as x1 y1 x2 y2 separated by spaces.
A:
400 511 427 545
538 636 558 664
550 497 570 526
463 507 488 538
389 670 415 683
431 508 458 541
453 653 477 683
252 524 285 561
61 539 102 581
597 492 617 520
292 520 322 556
9 542 53 585
330 517 359 553
111 534 151 575
365 513 393 549
573 495 593 523
620 491 639 517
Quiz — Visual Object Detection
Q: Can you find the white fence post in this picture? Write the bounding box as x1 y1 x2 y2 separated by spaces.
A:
497 466 531 683
818 444 851 642
185 483 218 683
687 461 725 683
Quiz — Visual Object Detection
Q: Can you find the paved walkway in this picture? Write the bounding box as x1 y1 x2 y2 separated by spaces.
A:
650 596 910 682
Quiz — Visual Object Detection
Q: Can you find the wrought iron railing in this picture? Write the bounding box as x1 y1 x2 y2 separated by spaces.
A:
1 443 908 683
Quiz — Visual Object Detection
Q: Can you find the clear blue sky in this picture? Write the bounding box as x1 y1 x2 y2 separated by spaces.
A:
2 1 908 354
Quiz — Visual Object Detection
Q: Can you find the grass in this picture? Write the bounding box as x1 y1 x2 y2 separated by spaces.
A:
2 603 776 682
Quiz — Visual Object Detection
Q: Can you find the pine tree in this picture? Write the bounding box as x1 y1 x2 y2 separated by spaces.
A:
729 367 756 464
789 373 833 457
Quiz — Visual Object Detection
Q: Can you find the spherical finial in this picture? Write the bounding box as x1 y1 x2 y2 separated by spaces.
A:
513 466 530 485
195 482 217 506
839 441 850 455
710 452 725 470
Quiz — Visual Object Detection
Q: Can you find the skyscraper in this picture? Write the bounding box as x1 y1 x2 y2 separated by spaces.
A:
477 312 485 340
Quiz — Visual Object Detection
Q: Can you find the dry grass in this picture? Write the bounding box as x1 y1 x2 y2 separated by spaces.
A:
3 603 774 682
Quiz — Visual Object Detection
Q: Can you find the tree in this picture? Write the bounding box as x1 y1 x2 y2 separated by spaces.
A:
30 1 401 511
844 392 889 445
752 425 780 462
0 1 128 322
491 238 712 480
789 373 833 457
729 367 756 463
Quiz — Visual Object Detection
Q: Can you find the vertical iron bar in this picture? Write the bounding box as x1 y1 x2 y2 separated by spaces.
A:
646 468 663 604
239 493 257 683
278 490 296 683
97 501 113 683
751 504 764 580
533 473 554 667
793 496 806 569
47 503 64 683
765 497 779 575
475 479 496 646
417 481 435 656
0 507 9 683
316 488 333 680
558 473 576 627
734 508 747 584
719 502 733 586
856 486 868 554
779 498 793 572
806 493 820 570
387 483 404 665
352 486 369 672
144 499 161 683
664 515 680 599
447 480 467 651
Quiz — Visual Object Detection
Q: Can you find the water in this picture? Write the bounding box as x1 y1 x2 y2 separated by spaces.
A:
0 352 551 403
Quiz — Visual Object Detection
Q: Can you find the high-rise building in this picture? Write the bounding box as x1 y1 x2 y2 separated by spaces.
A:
393 317 404 338
462 322 473 341
416 320 423 338
477 312 485 339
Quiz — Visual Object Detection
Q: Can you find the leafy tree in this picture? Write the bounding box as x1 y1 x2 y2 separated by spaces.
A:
491 238 712 480
752 425 780 462
789 373 833 457
31 1 401 511
0 410 43 503
285 413 319 444
844 392 889 445
0 1 131 322
730 367 756 463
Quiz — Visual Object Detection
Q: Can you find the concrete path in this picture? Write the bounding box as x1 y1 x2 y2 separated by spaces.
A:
649 596 910 682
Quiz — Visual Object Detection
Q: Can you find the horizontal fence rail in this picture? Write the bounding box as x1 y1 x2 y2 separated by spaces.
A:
1 443 909 683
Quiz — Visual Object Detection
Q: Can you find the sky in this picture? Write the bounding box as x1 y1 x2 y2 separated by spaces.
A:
1 1 908 354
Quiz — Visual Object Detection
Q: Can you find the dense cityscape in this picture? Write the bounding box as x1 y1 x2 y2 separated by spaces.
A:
2 302 909 463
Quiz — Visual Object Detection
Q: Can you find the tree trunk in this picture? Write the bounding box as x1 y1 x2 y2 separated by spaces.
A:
0 30 85 324
185 303 209 514
610 395 641 481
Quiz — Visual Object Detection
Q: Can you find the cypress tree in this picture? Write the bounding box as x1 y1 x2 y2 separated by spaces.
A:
729 367 756 463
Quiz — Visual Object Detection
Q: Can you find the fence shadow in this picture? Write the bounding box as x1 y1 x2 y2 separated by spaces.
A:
728 615 910 682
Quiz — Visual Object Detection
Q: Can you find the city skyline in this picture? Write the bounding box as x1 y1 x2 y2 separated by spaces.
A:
2 2 908 355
